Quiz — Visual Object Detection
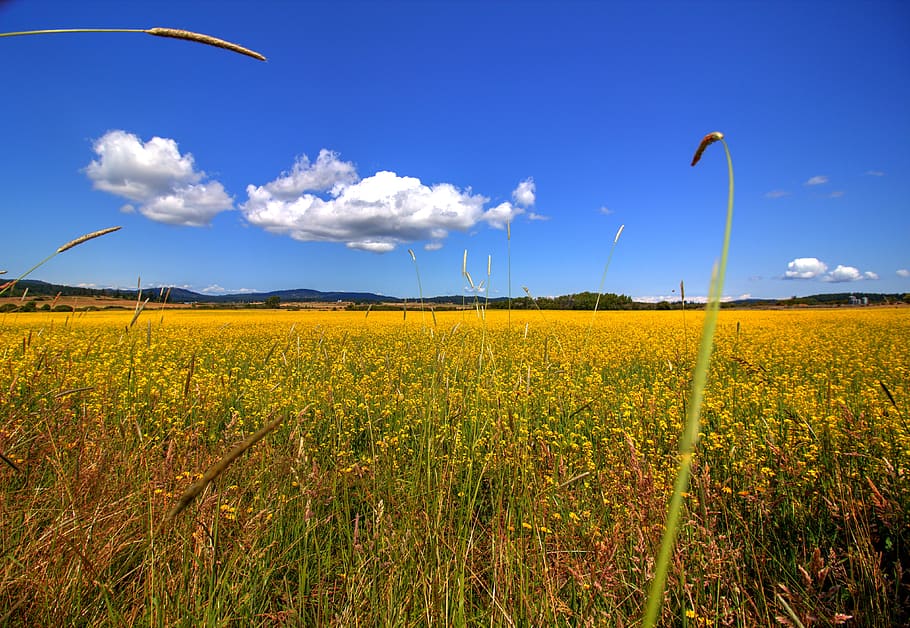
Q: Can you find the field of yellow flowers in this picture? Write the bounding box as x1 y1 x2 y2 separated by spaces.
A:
0 307 907 625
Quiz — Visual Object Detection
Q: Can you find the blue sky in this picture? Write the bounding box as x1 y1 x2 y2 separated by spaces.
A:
2 0 908 301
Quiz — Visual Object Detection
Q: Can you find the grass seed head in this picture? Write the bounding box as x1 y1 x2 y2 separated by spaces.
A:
691 131 725 167
146 27 266 61
56 226 122 253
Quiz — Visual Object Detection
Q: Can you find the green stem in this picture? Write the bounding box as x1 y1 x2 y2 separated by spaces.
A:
643 139 733 627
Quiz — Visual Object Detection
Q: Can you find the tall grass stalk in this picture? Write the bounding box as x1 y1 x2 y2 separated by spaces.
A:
643 132 733 626
585 223 624 347
0 226 121 298
408 249 428 329
507 221 512 330
0 27 266 61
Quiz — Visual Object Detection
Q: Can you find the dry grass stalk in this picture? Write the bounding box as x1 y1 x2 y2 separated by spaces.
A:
1 27 265 62
145 27 266 61
165 406 308 522
129 298 149 328
690 131 724 167
56 226 121 253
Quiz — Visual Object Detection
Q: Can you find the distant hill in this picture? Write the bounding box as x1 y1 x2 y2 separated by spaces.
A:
2 279 906 309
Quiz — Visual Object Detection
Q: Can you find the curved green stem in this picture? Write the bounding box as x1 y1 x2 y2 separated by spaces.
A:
643 138 733 627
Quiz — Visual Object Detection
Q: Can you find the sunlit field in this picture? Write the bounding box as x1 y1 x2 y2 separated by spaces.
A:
1 307 907 625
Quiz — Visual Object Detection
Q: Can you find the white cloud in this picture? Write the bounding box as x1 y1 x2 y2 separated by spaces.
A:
897 269 910 278
785 257 878 282
512 178 535 207
346 240 397 253
765 189 790 199
784 257 828 279
865 170 885 177
805 175 829 186
599 206 613 215
828 190 845 198
262 149 358 199
201 284 227 294
483 201 522 230
528 212 550 221
424 242 443 251
633 294 738 304
85 130 233 226
825 265 862 282
243 155 528 251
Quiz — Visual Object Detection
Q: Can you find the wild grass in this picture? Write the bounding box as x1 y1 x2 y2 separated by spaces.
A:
0 308 907 625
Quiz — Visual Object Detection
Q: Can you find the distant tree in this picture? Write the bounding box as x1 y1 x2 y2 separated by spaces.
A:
264 295 281 309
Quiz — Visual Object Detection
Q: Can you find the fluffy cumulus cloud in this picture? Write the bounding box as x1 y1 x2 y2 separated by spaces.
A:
242 152 528 251
805 175 829 186
512 178 536 207
85 130 233 226
898 269 910 278
784 257 878 282
261 149 358 199
784 257 828 279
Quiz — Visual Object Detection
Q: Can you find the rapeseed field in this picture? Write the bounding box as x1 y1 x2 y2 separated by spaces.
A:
0 308 907 625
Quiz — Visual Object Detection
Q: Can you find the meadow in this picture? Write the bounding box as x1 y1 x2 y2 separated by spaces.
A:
0 307 907 625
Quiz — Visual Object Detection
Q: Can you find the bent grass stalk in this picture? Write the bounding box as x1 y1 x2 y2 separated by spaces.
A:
164 407 308 525
0 27 266 61
0 226 121 298
643 132 733 627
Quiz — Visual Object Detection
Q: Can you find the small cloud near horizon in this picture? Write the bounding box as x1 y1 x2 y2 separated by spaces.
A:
897 269 910 278
783 257 878 283
633 294 745 304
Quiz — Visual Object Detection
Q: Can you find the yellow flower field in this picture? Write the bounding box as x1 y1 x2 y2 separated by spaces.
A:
0 307 907 624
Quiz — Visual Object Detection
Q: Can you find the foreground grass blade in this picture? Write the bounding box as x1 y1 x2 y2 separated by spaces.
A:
643 132 734 626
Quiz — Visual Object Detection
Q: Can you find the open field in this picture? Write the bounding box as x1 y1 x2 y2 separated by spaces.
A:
0 308 907 625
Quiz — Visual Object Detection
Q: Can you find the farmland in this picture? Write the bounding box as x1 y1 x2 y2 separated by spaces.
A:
0 308 907 625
